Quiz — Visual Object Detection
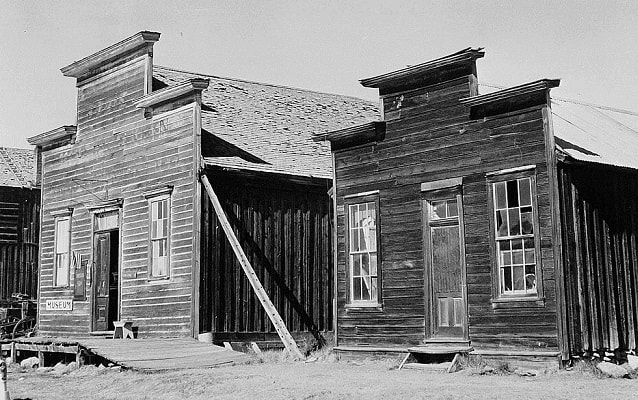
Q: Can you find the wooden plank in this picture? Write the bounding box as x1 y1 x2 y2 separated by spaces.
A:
201 175 303 359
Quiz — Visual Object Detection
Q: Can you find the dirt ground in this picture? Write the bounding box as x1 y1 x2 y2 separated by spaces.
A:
7 357 638 400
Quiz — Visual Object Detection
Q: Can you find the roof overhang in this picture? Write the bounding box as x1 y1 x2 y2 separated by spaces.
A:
135 78 210 109
460 79 560 107
61 31 160 79
27 125 77 148
359 48 484 94
313 121 386 151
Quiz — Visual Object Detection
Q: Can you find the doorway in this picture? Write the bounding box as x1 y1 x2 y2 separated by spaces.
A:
92 211 120 332
423 190 468 340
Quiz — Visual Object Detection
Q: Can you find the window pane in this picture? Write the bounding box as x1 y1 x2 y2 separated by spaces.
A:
508 208 520 236
353 277 362 301
521 207 533 234
361 253 370 276
496 210 508 237
362 276 372 300
447 199 458 217
506 180 519 207
349 205 358 229
519 178 532 206
513 266 525 291
525 265 537 292
439 298 449 326
512 250 523 265
56 253 69 286
56 219 70 252
511 238 523 250
351 255 360 277
369 278 378 302
495 182 507 209
432 201 447 219
369 253 377 275
503 267 512 292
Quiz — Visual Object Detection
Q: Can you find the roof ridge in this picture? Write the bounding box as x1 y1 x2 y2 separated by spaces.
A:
153 65 377 105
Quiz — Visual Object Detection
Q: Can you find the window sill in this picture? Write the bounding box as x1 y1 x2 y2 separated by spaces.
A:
491 297 545 310
147 276 170 283
345 303 383 312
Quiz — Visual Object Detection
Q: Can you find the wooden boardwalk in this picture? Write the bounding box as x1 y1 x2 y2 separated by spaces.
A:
2 337 250 371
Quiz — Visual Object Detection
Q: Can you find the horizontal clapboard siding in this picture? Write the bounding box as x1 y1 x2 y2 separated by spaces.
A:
334 76 559 350
38 56 197 337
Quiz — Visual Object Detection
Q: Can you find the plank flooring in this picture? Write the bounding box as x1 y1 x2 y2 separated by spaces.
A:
8 337 249 371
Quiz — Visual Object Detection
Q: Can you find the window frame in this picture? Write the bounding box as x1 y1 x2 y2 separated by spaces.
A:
344 193 382 308
487 170 544 307
147 192 171 280
53 214 72 287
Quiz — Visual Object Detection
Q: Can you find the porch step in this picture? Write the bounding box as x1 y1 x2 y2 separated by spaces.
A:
408 344 473 354
402 361 453 372
399 344 473 372
89 331 114 337
425 338 471 347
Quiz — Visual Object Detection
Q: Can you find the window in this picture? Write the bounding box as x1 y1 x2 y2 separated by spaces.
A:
149 195 170 278
54 216 71 286
490 175 540 298
347 200 379 304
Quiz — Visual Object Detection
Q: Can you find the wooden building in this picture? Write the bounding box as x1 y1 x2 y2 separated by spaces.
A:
316 48 638 364
0 147 39 301
27 32 377 343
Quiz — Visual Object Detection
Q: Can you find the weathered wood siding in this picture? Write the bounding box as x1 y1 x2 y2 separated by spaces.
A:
334 76 558 350
559 164 638 354
200 174 333 341
0 187 39 299
38 53 198 337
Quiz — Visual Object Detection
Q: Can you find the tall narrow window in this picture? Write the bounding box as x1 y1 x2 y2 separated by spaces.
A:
491 176 539 297
54 216 71 286
347 201 379 304
149 195 170 278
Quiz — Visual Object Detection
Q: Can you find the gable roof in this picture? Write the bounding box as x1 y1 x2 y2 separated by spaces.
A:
551 99 638 170
0 147 35 188
153 66 379 180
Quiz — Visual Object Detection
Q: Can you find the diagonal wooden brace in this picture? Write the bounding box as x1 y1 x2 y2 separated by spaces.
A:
201 175 303 359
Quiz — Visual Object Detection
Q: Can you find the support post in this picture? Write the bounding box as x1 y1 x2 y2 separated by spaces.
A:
201 174 304 359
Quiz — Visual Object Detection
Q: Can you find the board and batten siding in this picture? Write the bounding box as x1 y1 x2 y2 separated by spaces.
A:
0 187 39 300
200 176 333 341
334 76 559 350
559 164 638 355
38 55 198 337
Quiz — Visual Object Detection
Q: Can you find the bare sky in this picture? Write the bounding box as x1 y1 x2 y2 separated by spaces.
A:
1 0 637 149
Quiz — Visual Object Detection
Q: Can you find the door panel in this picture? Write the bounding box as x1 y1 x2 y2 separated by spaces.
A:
93 233 110 331
424 193 467 340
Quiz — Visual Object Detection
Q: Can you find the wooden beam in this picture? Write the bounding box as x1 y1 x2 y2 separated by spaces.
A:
201 174 304 359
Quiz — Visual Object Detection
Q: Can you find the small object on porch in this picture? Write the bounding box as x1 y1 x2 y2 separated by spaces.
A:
223 342 233 351
112 321 134 339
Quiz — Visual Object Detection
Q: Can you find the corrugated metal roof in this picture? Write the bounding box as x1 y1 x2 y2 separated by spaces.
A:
153 66 379 179
551 99 638 170
0 147 35 188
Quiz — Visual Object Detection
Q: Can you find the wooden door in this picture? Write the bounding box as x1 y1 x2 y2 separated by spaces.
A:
424 193 467 339
93 233 110 331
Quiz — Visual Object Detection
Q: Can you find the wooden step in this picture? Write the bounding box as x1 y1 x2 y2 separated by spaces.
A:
425 338 471 346
408 345 473 354
402 361 452 372
89 331 114 337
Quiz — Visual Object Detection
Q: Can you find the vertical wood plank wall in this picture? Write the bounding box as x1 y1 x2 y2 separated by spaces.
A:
559 164 638 354
333 76 559 350
38 51 198 336
0 187 39 299
200 175 333 341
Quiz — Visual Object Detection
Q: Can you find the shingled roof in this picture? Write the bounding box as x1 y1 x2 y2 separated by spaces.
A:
153 66 379 179
0 147 35 189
